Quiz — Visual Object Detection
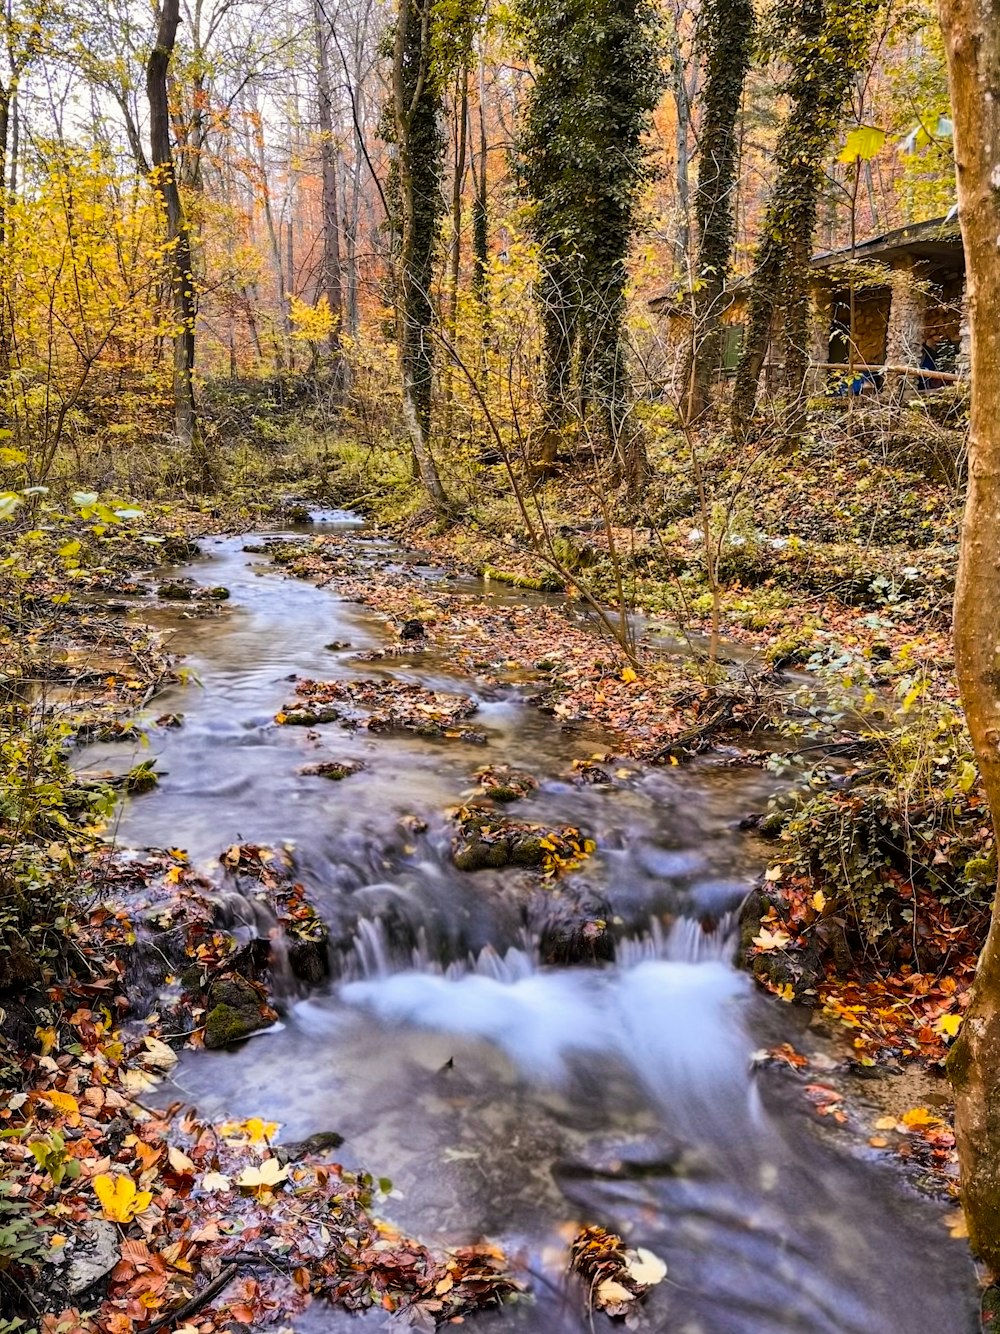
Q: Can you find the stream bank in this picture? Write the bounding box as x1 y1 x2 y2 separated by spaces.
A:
1 509 982 1331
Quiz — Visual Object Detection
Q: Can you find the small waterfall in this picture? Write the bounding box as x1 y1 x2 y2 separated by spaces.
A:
332 911 736 983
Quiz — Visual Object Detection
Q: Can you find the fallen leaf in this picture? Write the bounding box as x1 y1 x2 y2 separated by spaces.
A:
625 1247 667 1286
94 1173 153 1223
236 1158 289 1194
596 1279 634 1308
167 1147 195 1175
753 927 791 951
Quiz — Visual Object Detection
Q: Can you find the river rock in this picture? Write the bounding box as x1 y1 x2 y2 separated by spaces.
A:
59 1219 119 1297
204 974 273 1047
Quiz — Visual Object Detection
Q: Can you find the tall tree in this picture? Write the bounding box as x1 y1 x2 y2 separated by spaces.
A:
938 0 1000 1274
729 0 880 437
146 0 212 485
519 0 664 485
313 0 346 378
686 0 754 421
391 0 448 510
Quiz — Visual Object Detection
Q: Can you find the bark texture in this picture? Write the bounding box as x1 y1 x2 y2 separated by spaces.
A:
146 0 212 487
939 0 1000 1276
687 0 753 420
314 0 346 379
391 0 449 510
729 0 878 439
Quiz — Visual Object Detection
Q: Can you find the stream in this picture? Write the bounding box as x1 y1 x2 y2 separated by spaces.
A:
81 515 978 1332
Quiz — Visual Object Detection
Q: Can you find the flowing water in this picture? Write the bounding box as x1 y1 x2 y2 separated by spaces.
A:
81 516 978 1332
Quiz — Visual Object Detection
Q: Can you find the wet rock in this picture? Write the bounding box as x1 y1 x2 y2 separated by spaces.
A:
739 887 824 997
274 1130 345 1165
157 579 229 603
219 844 330 987
539 909 614 966
451 804 594 876
204 974 273 1048
300 759 364 781
277 678 481 741
569 758 612 785
278 705 341 726
59 1219 119 1297
474 764 538 803
154 712 184 728
157 579 194 600
400 618 426 641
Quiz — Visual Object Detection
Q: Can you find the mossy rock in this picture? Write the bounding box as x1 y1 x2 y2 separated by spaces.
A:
158 580 194 601
453 838 512 871
204 975 271 1048
204 1002 266 1048
278 706 341 726
510 834 546 867
300 760 364 780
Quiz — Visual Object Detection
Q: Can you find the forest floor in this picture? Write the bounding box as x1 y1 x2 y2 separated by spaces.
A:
0 393 989 1327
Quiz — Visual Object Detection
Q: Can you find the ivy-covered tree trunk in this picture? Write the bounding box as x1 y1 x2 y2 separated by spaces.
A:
687 0 754 421
470 46 489 312
146 0 214 489
729 0 879 439
519 0 663 486
313 0 346 385
392 0 449 511
938 0 1000 1275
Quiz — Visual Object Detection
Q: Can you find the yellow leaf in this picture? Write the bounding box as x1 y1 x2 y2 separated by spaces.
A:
36 1027 58 1057
874 1116 898 1131
934 1013 963 1038
435 1274 455 1295
94 1173 153 1222
140 1036 177 1070
838 124 887 162
753 927 791 952
41 1090 80 1123
200 1171 232 1192
764 866 783 883
620 666 638 684
777 982 795 1002
811 890 826 912
901 1107 941 1129
236 1158 289 1193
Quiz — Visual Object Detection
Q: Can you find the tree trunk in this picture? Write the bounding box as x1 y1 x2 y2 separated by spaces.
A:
730 0 877 440
471 45 489 312
313 0 346 383
146 0 213 488
392 0 449 511
687 0 754 421
938 0 1000 1275
442 65 469 441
